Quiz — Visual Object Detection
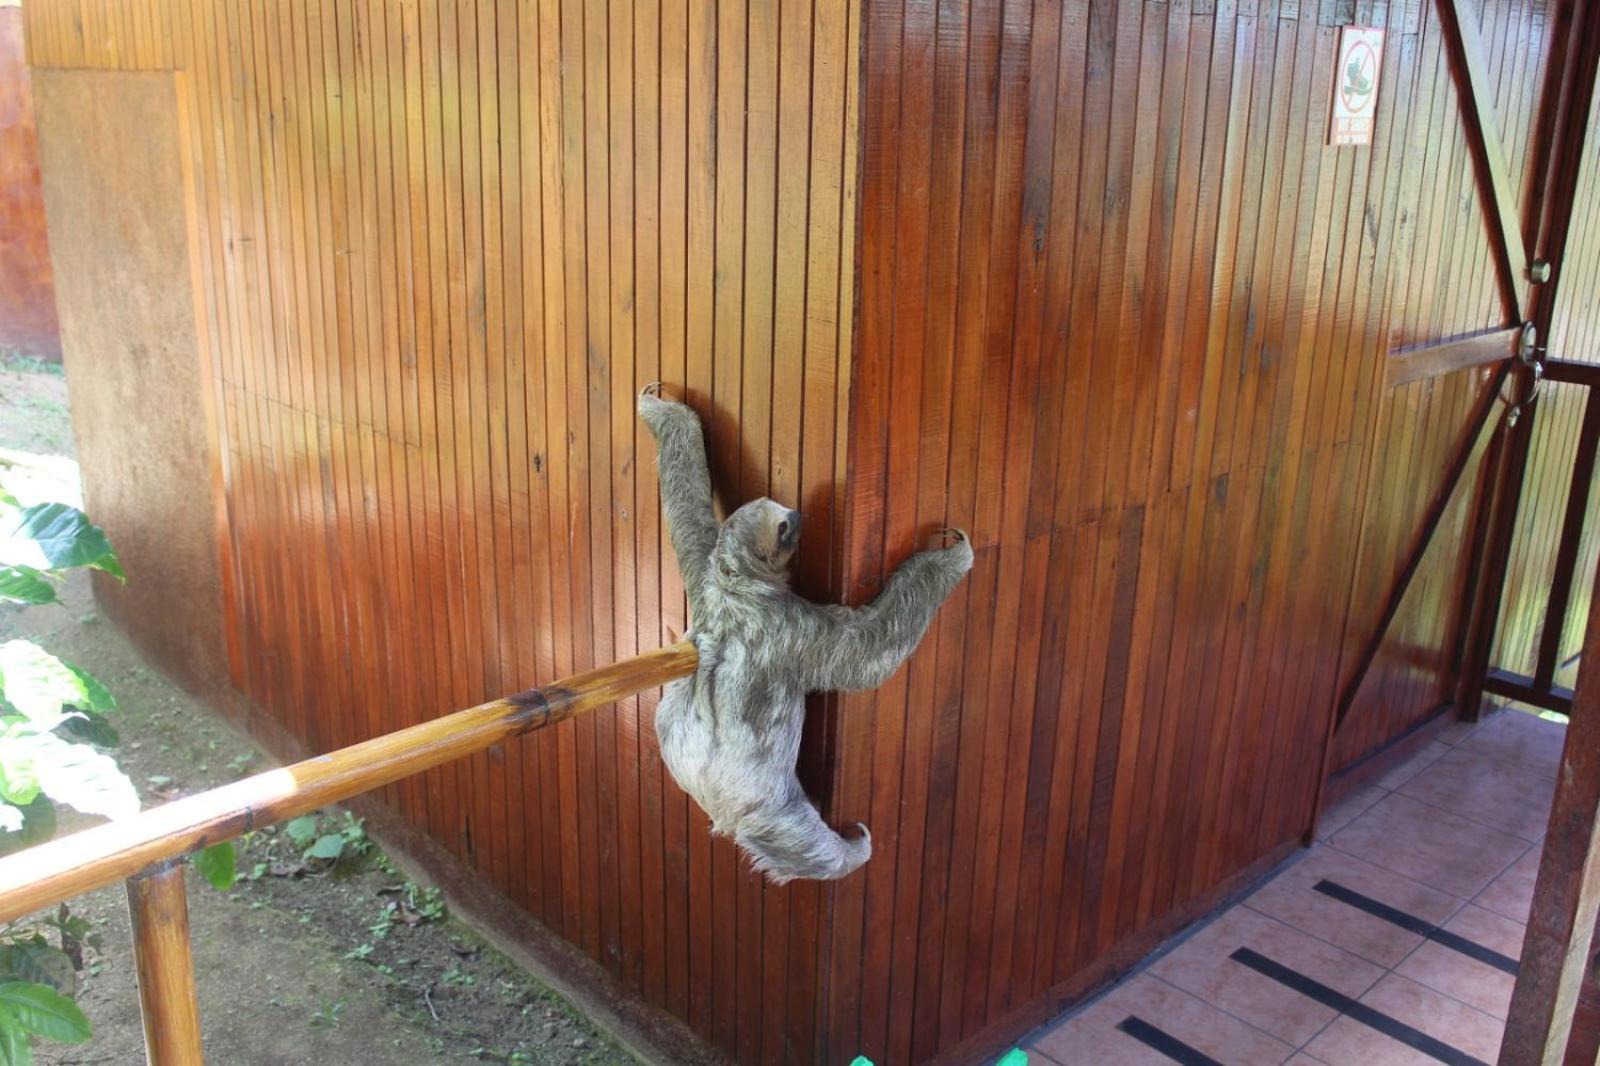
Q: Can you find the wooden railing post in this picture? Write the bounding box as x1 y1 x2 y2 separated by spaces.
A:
1500 557 1600 1063
125 862 203 1065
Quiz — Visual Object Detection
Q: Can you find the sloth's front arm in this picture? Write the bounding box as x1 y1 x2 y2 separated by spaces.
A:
796 531 974 692
638 385 720 621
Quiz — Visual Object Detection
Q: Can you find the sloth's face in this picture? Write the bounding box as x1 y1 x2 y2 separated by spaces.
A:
718 497 803 583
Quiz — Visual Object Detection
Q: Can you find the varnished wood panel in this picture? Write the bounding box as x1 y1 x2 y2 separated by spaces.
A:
25 1 858 1059
26 0 1598 1062
835 1 1564 1060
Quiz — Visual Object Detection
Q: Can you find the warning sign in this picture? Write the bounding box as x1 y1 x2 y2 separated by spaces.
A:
1330 27 1385 147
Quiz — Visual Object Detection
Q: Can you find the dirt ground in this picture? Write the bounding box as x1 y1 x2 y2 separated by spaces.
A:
1 357 632 1065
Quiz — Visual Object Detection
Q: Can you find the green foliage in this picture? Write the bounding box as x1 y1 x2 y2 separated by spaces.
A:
0 354 64 378
0 973 92 1063
284 815 319 847
0 940 76 998
282 812 371 867
0 984 89 1045
0 504 123 581
308 999 345 1030
193 841 237 891
0 569 52 607
0 489 134 879
305 834 346 862
0 483 223 1059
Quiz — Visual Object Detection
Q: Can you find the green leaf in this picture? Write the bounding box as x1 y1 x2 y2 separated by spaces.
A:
193 841 237 891
0 568 53 606
305 834 345 861
55 713 118 749
0 643 91 722
284 815 319 846
0 504 122 580
0 1015 31 1066
0 485 17 511
0 982 90 1043
0 753 39 807
0 943 76 997
0 797 54 858
1 728 137 820
61 666 113 713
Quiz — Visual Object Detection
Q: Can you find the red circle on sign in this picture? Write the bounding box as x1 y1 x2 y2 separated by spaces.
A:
1341 41 1377 113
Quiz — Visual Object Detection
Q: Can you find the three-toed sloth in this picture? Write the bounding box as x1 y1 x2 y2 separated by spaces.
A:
638 384 973 883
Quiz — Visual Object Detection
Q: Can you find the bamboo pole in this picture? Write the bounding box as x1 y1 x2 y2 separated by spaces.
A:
0 642 697 923
126 862 203 1065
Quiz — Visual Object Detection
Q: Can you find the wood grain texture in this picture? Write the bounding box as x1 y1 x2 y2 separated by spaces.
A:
839 1 1569 1061
23 2 857 1059
23 0 1598 1062
125 864 203 1066
1500 560 1600 1063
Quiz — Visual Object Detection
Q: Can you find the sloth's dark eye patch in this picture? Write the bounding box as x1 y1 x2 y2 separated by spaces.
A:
777 520 790 540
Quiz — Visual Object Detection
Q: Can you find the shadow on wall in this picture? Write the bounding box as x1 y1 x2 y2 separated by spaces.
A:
0 1 60 362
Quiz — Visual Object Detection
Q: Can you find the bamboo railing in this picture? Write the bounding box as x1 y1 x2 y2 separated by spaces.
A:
0 641 698 1064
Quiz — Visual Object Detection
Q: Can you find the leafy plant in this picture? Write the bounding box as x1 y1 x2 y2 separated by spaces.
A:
0 482 233 1058
308 998 345 1030
281 811 371 869
0 490 134 845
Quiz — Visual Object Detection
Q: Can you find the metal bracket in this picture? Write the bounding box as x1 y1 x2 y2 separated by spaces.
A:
1507 324 1545 427
1517 322 1540 365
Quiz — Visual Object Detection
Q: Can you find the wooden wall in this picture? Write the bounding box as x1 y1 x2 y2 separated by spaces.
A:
833 0 1558 1060
0 5 60 361
1329 0 1557 768
23 0 1598 1062
24 0 860 1060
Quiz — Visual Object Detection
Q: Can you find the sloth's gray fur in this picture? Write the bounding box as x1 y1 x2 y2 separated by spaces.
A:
639 385 973 883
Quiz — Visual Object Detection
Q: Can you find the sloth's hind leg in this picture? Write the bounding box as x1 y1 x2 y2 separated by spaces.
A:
735 788 870 885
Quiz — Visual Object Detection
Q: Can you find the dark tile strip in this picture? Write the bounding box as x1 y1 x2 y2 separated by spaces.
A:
1115 1016 1224 1066
1314 879 1520 975
1230 948 1489 1066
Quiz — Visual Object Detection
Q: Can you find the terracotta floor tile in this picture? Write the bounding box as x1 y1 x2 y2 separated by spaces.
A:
1315 783 1389 842
1304 1015 1471 1066
1032 713 1563 1066
1246 847 1462 967
1474 844 1542 923
1434 716 1481 746
1445 902 1528 958
1392 905 1526 1018
1399 746 1555 842
1374 972 1503 1060
1394 942 1512 1020
1150 906 1384 1046
1376 741 1452 790
1033 974 1294 1066
1328 792 1528 899
1459 709 1566 778
1304 972 1503 1065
